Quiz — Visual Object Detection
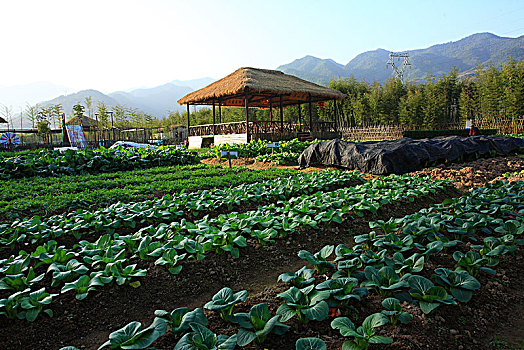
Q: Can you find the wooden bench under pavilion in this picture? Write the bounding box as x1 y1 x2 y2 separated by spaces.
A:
177 67 345 148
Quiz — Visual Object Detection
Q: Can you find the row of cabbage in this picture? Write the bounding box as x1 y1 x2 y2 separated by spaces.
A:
0 174 449 323
0 146 199 179
0 170 362 249
202 139 317 159
58 180 523 350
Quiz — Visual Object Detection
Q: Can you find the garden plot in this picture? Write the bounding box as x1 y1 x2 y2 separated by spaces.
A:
0 159 522 350
0 171 458 349
0 165 297 221
59 181 523 350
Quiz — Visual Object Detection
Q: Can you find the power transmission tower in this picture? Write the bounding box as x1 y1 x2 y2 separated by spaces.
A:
386 52 411 83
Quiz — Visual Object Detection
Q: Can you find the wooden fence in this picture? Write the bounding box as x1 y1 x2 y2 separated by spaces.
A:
340 125 404 141
0 125 188 150
339 116 524 141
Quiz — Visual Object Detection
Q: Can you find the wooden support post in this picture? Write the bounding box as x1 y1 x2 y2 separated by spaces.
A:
218 100 222 124
212 99 216 135
245 90 250 142
186 103 190 142
333 99 338 132
279 95 284 132
298 104 302 132
269 101 273 123
308 93 313 133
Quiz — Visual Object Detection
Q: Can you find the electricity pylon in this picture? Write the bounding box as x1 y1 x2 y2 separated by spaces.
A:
386 52 411 83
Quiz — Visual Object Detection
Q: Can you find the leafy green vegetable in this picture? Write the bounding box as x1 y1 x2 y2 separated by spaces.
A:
99 318 167 349
315 277 368 307
360 266 409 296
18 288 57 322
408 275 457 314
174 323 237 350
48 259 89 287
0 267 45 292
298 245 336 274
295 337 327 350
331 313 392 350
384 252 424 276
433 268 481 302
333 257 364 278
380 297 413 325
61 275 105 300
154 307 207 336
276 285 330 323
453 251 497 276
204 287 247 321
278 266 315 287
0 289 28 319
234 303 289 346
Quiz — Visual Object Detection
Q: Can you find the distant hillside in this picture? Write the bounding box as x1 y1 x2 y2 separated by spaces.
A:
42 89 120 115
41 83 194 117
278 32 524 84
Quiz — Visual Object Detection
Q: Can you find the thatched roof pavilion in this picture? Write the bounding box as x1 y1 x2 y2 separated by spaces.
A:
177 67 345 141
178 67 344 107
65 115 98 128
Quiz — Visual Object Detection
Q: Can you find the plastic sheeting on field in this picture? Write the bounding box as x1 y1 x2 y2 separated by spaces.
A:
297 136 524 175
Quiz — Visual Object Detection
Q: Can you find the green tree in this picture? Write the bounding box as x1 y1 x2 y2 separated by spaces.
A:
72 104 85 119
458 78 478 122
399 84 425 126
24 103 40 129
84 96 93 118
96 101 109 128
500 57 524 116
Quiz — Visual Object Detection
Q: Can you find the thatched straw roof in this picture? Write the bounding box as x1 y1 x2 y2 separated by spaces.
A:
65 115 98 127
178 67 345 108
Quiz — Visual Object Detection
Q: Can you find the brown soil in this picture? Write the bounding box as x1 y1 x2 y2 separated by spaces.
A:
0 187 460 350
203 155 524 187
410 155 524 189
201 157 330 172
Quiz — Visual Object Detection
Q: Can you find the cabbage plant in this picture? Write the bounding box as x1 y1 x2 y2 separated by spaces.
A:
384 252 424 276
154 307 207 336
453 251 496 276
278 266 315 288
298 245 335 274
408 275 456 314
331 313 392 350
204 287 247 320
295 337 327 350
315 277 368 307
174 323 237 350
234 303 289 346
276 285 330 323
380 297 413 325
99 318 167 350
360 266 409 296
432 268 481 302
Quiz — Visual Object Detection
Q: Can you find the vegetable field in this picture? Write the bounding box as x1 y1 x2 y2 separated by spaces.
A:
0 149 523 350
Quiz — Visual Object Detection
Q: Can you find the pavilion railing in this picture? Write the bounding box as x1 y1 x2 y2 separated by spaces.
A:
251 121 300 134
189 121 247 136
189 120 338 137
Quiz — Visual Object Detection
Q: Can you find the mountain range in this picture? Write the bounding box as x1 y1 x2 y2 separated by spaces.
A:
278 32 524 84
1 32 522 128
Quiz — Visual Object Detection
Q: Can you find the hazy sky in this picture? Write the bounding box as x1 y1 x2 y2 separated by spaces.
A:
1 0 523 93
